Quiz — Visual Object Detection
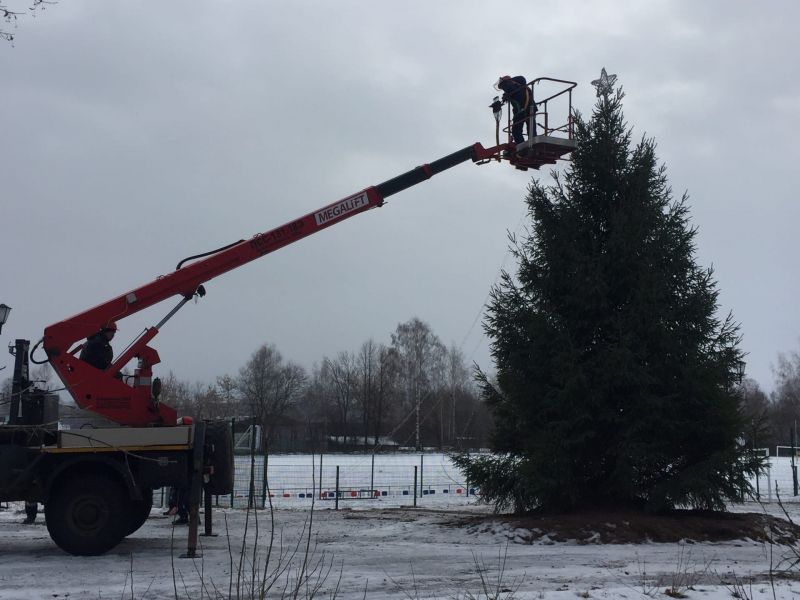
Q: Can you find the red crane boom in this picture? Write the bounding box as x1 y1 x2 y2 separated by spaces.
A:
42 143 507 426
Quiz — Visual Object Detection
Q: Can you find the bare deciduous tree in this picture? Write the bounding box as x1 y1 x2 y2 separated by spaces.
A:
373 345 399 446
159 371 192 417
357 339 377 446
0 376 11 421
770 347 800 446
322 351 357 446
1 0 55 44
216 373 239 417
738 377 771 450
30 363 53 390
191 382 232 420
391 317 446 450
443 344 472 447
238 344 306 449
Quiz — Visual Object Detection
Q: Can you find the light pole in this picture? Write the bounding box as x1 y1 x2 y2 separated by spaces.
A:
490 96 503 158
0 304 10 335
0 304 9 372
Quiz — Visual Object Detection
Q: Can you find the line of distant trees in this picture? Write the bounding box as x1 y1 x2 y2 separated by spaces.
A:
4 324 800 456
741 346 800 453
0 317 491 451
149 316 492 453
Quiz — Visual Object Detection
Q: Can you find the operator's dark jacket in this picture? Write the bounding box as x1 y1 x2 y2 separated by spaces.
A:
80 332 113 370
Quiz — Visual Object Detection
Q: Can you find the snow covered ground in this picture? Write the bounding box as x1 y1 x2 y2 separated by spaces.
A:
2 453 799 599
2 497 800 599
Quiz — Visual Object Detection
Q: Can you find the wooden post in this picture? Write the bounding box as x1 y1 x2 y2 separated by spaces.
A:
335 466 340 511
466 451 470 497
261 446 268 508
230 417 236 508
370 454 375 498
200 486 218 538
413 466 417 508
420 454 424 498
319 454 323 499
792 426 798 496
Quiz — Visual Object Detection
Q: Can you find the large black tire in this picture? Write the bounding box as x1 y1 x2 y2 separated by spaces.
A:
46 473 128 556
204 421 234 495
124 487 153 537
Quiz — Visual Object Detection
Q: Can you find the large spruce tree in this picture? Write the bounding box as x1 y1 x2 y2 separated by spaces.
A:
456 80 761 514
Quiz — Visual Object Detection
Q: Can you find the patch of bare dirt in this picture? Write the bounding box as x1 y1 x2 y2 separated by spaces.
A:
342 506 800 545
461 509 800 545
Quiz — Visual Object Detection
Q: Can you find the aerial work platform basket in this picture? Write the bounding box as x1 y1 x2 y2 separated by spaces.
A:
492 77 578 171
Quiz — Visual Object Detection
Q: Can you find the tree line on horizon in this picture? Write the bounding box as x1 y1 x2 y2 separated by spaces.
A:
143 316 493 452
1 328 798 457
740 348 800 453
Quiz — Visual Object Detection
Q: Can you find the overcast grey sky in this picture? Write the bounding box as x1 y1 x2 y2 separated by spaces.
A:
2 1 798 395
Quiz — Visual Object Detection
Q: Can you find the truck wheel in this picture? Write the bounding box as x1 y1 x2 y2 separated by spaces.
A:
46 473 128 556
204 421 234 495
125 487 153 537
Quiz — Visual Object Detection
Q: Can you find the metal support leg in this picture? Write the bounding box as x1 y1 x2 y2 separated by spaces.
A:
181 422 206 558
200 486 217 537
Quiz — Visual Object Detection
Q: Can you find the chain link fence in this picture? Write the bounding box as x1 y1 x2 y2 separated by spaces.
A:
752 456 800 503
217 452 476 508
154 452 476 509
151 451 800 510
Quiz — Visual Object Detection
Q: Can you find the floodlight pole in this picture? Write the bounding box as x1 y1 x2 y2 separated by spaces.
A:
9 339 30 424
792 425 798 496
0 303 11 335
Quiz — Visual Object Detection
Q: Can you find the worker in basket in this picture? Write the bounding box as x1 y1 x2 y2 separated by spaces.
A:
495 75 536 145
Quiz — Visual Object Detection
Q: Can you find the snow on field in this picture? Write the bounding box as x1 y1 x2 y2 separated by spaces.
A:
3 499 800 599
2 454 800 599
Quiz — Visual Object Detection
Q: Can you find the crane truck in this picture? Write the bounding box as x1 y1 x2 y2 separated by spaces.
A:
0 78 576 556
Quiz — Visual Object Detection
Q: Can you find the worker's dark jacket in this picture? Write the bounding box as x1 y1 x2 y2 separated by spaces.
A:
499 76 531 113
80 332 113 370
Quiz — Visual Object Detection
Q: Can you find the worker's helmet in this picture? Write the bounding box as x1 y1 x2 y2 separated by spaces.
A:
103 321 118 332
494 75 511 91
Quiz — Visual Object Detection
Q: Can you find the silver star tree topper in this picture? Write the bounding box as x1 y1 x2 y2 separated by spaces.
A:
591 68 617 98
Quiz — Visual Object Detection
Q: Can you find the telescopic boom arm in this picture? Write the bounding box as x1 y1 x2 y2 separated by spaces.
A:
42 142 507 426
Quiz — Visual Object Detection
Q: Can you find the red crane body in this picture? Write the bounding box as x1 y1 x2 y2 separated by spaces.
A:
43 143 509 426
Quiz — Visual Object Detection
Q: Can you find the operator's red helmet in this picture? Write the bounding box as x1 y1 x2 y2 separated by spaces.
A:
103 321 118 332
